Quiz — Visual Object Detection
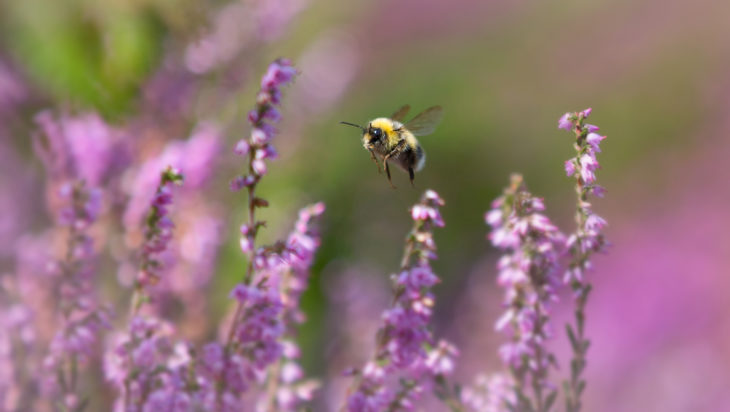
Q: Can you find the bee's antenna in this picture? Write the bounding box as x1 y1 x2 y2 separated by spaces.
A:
339 121 366 133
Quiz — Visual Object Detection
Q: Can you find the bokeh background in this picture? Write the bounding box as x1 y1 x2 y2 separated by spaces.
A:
2 0 730 410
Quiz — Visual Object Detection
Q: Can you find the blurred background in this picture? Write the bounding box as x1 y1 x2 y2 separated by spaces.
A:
1 0 729 410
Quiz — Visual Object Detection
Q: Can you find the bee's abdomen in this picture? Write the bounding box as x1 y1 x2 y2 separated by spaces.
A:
396 144 426 172
415 145 426 171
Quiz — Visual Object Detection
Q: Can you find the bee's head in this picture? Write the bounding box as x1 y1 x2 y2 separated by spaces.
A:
364 118 396 147
367 124 384 144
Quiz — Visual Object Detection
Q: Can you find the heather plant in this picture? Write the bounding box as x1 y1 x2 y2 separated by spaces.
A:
344 190 460 411
486 174 564 412
559 109 608 412
0 10 614 412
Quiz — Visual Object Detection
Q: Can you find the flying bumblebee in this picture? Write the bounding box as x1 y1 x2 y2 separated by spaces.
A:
340 105 443 188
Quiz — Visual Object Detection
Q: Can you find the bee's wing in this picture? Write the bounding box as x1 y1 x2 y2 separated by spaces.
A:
404 106 443 136
391 104 411 122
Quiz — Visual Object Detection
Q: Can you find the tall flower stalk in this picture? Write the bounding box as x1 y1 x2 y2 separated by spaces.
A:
558 109 608 412
230 58 297 283
345 190 460 412
486 175 564 412
105 167 185 411
207 58 327 410
131 167 184 314
43 181 110 411
257 202 325 411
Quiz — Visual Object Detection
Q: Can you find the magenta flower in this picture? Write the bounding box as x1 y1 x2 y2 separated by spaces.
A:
558 108 608 412
105 167 187 411
461 373 515 412
487 174 564 412
199 58 325 411
231 58 296 193
345 190 460 411
132 167 184 310
33 111 130 186
40 181 112 408
558 113 573 131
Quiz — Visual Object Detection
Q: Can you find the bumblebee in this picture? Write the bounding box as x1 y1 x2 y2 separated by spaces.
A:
341 105 443 188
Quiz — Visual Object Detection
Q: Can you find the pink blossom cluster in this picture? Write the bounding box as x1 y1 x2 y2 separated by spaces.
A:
151 58 326 411
105 316 192 411
0 37 615 412
346 190 459 412
105 167 191 411
119 123 224 337
41 181 112 410
135 167 184 298
461 373 515 412
231 58 297 192
486 174 564 412
215 201 325 410
559 108 608 282
559 109 608 412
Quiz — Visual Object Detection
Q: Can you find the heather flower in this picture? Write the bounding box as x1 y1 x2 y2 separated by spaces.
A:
34 111 130 186
40 181 112 407
461 373 515 412
345 190 460 411
211 201 324 409
205 59 325 410
106 167 187 411
104 316 192 412
230 58 296 195
118 124 223 334
0 304 38 410
558 109 608 412
132 167 184 310
257 341 321 412
557 113 572 131
4 112 120 409
487 174 564 412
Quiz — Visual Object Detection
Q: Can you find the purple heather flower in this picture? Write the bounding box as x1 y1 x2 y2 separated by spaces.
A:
461 373 515 412
586 132 606 152
261 59 298 89
104 315 190 411
30 117 120 388
259 341 321 412
230 58 296 190
346 362 394 412
424 340 459 376
34 111 130 186
585 124 600 133
234 139 250 155
30 178 113 408
558 113 573 131
216 202 324 409
558 108 609 412
346 190 453 410
135 167 184 293
486 174 564 412
564 159 577 176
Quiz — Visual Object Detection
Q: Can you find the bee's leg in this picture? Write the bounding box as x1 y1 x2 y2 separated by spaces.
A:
382 140 406 165
385 161 396 189
408 167 415 187
369 150 382 173
382 140 406 189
